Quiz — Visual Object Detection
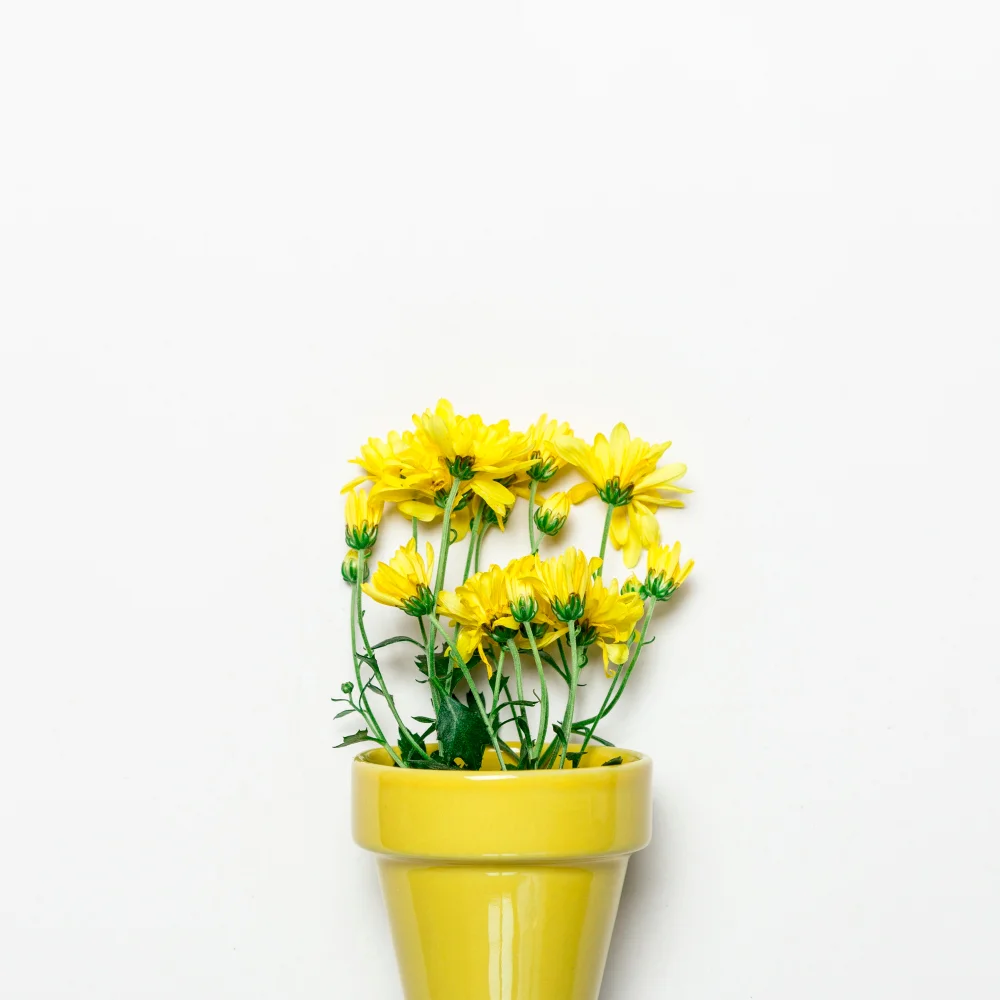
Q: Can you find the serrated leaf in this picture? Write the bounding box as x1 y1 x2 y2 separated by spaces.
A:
334 729 373 749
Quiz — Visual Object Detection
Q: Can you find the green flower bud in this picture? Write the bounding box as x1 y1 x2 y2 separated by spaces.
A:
341 550 370 583
341 681 355 695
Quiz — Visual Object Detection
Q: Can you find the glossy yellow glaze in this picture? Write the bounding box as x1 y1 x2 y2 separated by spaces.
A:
352 745 652 1000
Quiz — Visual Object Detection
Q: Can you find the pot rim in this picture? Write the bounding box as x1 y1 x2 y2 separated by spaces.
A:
353 742 650 778
352 744 653 860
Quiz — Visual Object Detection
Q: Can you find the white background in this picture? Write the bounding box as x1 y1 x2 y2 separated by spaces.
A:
2 2 999 997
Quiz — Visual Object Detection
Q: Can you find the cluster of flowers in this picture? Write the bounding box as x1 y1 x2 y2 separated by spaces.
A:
337 399 693 771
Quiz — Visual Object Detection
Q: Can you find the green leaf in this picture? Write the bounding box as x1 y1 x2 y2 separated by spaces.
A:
602 756 624 767
398 726 430 768
436 695 492 771
333 708 356 720
372 635 423 651
334 729 374 749
412 715 436 725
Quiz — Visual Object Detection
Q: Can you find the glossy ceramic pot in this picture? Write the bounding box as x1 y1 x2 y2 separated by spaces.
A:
352 744 652 1000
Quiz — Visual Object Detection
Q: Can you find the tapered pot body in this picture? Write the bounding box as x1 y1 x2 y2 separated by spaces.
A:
352 745 652 1000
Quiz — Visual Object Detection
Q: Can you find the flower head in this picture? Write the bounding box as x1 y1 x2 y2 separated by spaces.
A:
437 566 519 672
363 539 436 616
524 414 574 483
372 400 530 531
344 488 383 550
577 577 644 675
534 491 570 537
505 554 541 624
556 423 690 567
621 572 643 595
343 432 407 491
643 541 694 602
537 547 603 622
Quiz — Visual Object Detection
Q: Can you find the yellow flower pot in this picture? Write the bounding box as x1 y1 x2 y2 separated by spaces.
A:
352 745 652 1000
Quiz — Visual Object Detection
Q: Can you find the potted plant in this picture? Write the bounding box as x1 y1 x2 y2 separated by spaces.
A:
337 400 694 999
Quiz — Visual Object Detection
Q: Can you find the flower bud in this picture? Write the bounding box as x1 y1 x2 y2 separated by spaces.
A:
341 550 370 584
534 491 570 537
341 681 355 695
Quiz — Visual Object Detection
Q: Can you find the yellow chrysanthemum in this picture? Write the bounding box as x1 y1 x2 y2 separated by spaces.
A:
362 539 436 616
621 572 643 595
437 565 519 673
578 577 645 675
344 488 383 550
556 423 690 567
537 547 603 623
534 490 570 537
644 541 694 602
343 431 407 491
523 413 574 483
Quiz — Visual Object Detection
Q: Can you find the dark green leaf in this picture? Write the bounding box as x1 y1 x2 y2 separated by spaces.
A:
436 695 492 771
602 756 624 767
412 715 436 725
333 708 356 720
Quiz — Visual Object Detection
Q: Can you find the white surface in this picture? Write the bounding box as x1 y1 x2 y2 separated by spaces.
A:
2 2 999 997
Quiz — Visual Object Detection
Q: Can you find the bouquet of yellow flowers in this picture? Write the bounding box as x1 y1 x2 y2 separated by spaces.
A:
336 399 693 771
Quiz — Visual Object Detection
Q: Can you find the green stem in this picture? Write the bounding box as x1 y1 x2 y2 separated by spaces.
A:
576 599 656 733
433 479 463 598
412 517 419 543
489 646 507 718
475 521 489 573
597 504 614 575
463 503 485 581
506 639 532 762
350 555 399 765
355 551 431 765
421 615 439 715
429 616 508 771
557 620 580 770
528 480 539 555
524 627 549 763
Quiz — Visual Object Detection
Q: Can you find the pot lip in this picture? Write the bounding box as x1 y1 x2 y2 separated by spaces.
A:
353 743 650 778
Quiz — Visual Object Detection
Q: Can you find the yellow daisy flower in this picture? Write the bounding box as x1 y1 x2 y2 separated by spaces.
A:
644 541 694 602
556 422 690 567
344 488 383 550
578 577 645 675
342 431 407 491
523 413 574 483
536 547 603 623
437 565 519 673
362 539 436 616
407 399 531 522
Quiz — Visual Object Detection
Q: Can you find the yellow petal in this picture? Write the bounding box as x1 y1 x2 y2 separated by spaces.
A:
566 481 598 505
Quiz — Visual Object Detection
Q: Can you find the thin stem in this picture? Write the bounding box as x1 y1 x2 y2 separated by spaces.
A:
421 615 439 715
350 553 399 765
463 503 485 581
433 478 463 598
528 480 538 555
576 599 656 732
597 504 614 575
429 616 508 771
475 522 489 573
524 627 549 763
489 646 507 718
506 639 532 762
557 620 579 770
412 517 419 543
355 551 430 765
